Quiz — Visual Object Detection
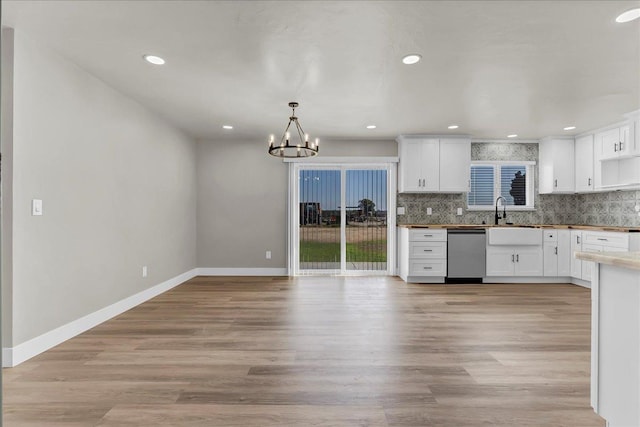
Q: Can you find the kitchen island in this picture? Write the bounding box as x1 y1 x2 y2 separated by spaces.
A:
576 250 640 427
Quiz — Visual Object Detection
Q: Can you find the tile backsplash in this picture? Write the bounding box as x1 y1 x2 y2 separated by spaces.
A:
397 142 640 227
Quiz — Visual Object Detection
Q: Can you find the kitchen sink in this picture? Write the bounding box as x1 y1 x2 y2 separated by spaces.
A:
487 227 542 245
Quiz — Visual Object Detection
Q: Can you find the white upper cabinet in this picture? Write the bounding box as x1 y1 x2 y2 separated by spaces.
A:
439 139 471 192
398 137 470 193
574 134 595 193
598 123 637 160
539 138 575 194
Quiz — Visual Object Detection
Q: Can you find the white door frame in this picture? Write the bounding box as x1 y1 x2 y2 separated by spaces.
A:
286 157 398 276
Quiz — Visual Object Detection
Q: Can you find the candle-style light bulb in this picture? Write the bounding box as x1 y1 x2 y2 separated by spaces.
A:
286 132 290 141
305 133 309 142
269 134 274 147
315 138 319 147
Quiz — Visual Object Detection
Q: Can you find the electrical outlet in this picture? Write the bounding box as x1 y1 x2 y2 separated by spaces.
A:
142 266 148 277
457 207 463 216
266 251 272 260
397 206 406 215
426 207 432 215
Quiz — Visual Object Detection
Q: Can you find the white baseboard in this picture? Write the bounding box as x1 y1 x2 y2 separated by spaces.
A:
197 267 287 276
483 276 574 284
571 277 591 288
3 268 199 368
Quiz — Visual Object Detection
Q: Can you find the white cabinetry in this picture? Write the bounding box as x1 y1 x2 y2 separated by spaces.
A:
398 228 447 283
398 137 470 193
570 230 583 279
574 231 638 284
598 125 635 160
574 135 595 193
596 123 640 190
543 229 571 277
539 138 575 194
486 246 543 276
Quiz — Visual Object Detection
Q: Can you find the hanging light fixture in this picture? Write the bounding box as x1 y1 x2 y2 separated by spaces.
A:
268 102 319 158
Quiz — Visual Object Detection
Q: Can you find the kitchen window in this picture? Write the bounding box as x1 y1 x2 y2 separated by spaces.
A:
467 161 535 210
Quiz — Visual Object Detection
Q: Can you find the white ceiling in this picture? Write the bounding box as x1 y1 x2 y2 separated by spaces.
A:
3 1 640 142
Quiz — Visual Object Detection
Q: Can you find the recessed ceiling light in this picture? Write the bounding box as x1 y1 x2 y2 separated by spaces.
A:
366 125 377 129
616 8 640 23
448 125 459 130
563 126 576 131
143 54 165 65
402 54 422 65
222 125 233 130
507 134 518 138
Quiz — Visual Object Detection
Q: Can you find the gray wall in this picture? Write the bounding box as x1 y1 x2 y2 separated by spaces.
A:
4 31 197 346
196 139 396 268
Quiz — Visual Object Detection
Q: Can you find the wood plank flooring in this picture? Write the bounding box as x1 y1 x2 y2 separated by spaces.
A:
3 276 605 426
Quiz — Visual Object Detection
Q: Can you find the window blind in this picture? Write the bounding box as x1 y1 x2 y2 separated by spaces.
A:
468 165 495 206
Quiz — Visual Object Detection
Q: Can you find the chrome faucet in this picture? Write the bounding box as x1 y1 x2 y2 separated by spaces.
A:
495 196 507 225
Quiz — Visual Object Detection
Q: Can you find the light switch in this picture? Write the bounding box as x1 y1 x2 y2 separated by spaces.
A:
32 199 43 216
427 207 432 215
397 207 406 215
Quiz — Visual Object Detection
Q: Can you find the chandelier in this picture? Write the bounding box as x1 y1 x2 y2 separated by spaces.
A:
268 102 319 158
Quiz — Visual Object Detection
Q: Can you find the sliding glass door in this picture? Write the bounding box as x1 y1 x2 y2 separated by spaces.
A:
291 163 394 276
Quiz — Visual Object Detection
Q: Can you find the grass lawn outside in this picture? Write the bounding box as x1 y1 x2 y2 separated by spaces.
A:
300 240 387 262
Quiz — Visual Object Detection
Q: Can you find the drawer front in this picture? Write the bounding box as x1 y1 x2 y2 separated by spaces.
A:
582 232 629 249
409 229 447 242
409 241 447 258
409 259 447 276
543 230 558 242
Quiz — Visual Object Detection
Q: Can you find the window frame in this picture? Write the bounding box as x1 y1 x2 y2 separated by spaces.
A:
467 160 536 211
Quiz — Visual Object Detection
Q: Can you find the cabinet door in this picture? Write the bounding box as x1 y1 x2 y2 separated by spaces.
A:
543 242 558 277
575 135 594 192
486 247 515 276
439 139 470 192
398 140 424 192
514 247 543 276
421 139 440 191
553 139 575 192
539 139 575 194
618 123 632 156
556 230 572 276
570 231 582 279
581 243 601 282
598 128 621 160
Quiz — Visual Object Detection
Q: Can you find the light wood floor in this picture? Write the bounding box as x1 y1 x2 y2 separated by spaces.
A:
3 276 604 426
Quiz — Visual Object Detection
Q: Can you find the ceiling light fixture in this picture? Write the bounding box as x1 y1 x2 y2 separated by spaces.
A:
507 134 518 138
563 126 576 131
616 8 640 23
448 125 459 130
143 54 165 65
222 125 233 130
268 102 318 158
402 54 422 65
366 125 377 129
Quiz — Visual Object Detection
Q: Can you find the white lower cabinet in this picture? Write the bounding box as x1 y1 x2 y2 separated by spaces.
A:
570 230 583 279
571 230 637 284
543 230 571 277
399 228 447 283
486 245 543 276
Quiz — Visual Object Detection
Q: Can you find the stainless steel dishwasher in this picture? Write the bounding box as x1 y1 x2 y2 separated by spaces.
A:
447 229 486 281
